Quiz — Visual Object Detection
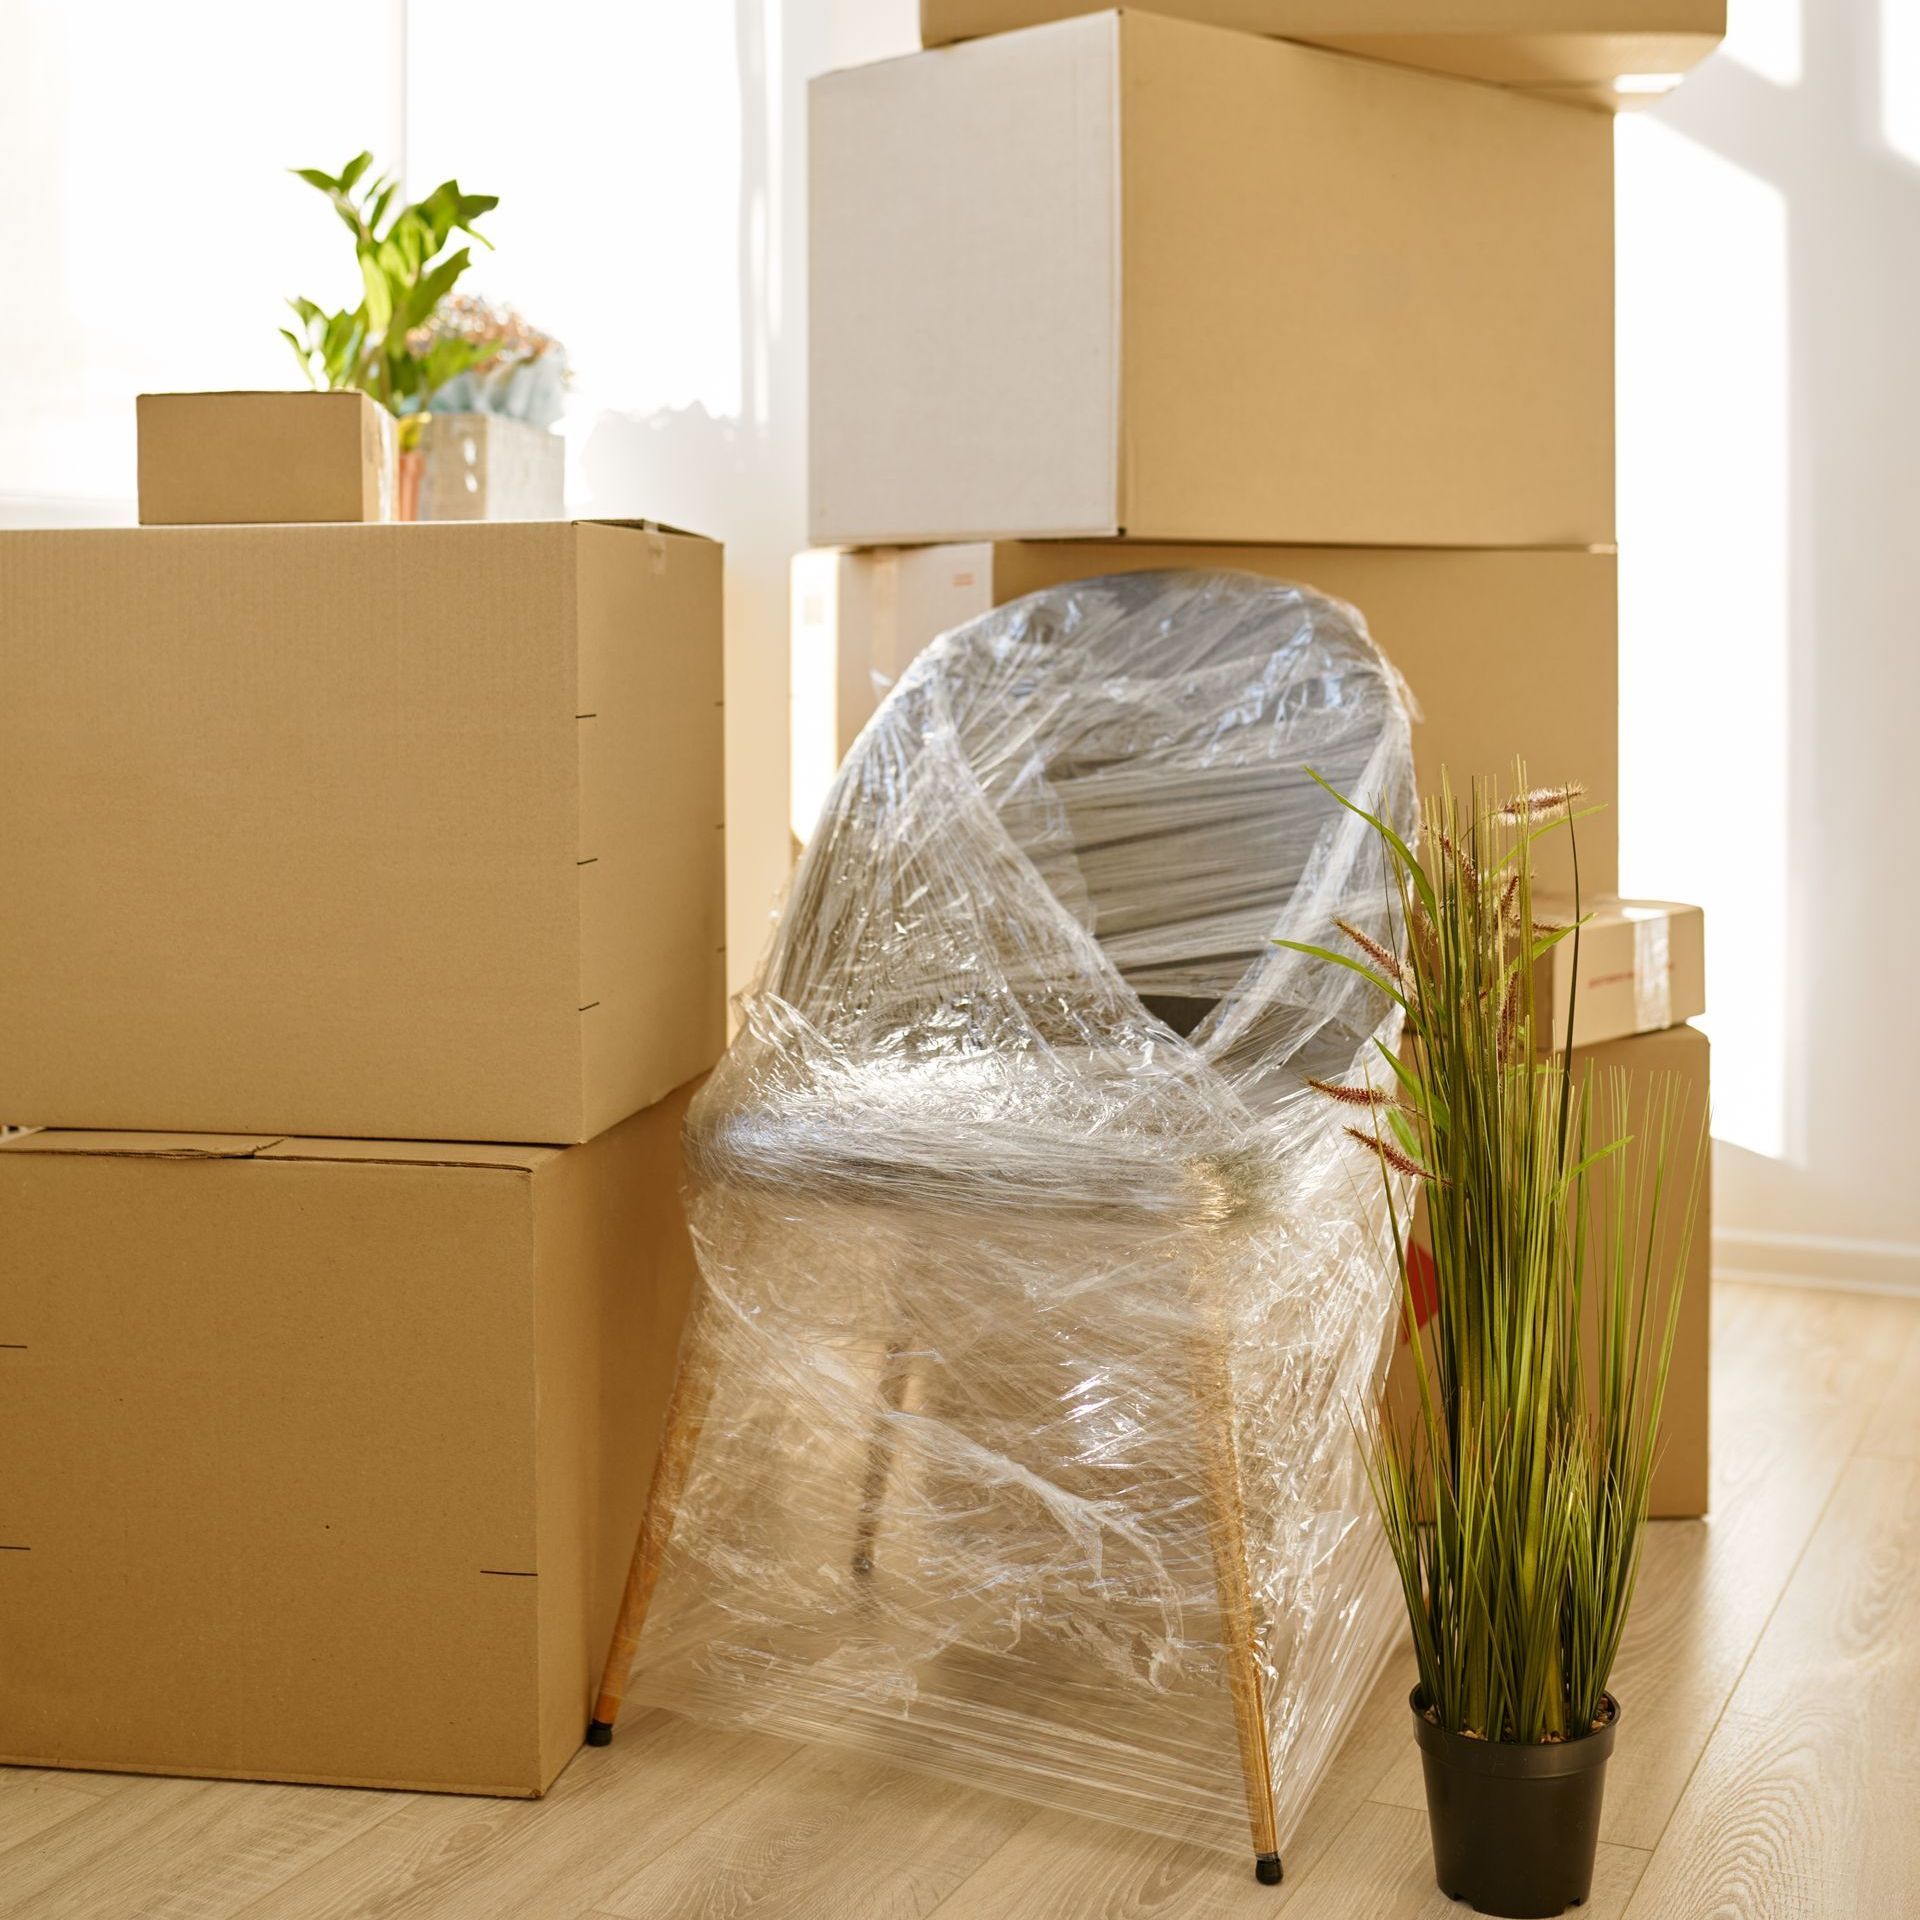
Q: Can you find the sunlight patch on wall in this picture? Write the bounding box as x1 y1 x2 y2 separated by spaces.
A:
409 1 743 423
1615 116 1791 1160
1883 0 1920 164
1722 0 1802 86
1 0 392 502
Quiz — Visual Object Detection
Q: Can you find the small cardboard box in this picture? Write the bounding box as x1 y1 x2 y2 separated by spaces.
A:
811 12 1614 549
1534 897 1707 1053
918 0 1726 109
416 413 567 522
790 542 1620 896
0 520 725 1144
0 1080 702 1796
1387 1023 1713 1518
137 391 396 526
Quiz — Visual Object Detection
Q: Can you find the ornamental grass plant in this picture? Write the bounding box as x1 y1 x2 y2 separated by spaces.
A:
1286 770 1706 1745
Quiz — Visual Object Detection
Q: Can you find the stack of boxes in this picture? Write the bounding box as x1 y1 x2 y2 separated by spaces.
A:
0 424 726 1793
793 3 1721 1511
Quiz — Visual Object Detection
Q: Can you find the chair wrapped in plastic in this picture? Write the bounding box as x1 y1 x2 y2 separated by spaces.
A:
593 570 1419 1878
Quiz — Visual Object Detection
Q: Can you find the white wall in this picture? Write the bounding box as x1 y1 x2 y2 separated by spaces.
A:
1617 0 1920 1290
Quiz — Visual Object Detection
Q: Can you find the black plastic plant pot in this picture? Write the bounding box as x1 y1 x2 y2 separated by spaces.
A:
1411 1690 1619 1918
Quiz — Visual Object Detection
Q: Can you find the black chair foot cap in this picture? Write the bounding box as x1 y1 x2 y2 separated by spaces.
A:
1255 1854 1283 1886
585 1719 615 1747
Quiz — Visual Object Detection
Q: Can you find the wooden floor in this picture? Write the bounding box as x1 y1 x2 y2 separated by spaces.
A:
5 1278 1917 1919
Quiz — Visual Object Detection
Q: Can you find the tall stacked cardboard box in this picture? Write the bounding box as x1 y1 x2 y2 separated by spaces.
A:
0 498 726 1791
795 4 1721 1510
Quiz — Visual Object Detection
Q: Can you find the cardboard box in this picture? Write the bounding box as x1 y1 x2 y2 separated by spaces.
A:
811 13 1614 549
416 413 567 522
0 1080 701 1795
0 520 725 1144
918 1 1726 110
788 548 946 841
137 391 395 526
1387 1024 1712 1518
1534 897 1706 1053
790 542 1619 895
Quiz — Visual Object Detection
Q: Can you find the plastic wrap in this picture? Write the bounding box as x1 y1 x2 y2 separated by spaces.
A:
625 570 1419 1858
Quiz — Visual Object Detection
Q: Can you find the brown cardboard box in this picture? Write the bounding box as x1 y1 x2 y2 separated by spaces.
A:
788 547 950 841
0 1080 701 1796
790 542 1619 895
137 391 396 526
1534 897 1707 1053
918 0 1726 110
1386 1024 1712 1518
0 520 725 1144
810 13 1614 549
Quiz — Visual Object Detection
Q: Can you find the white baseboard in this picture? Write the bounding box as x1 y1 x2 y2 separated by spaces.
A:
1715 1227 1920 1298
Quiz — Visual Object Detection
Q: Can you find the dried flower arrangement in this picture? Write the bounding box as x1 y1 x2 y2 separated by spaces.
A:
408 295 569 430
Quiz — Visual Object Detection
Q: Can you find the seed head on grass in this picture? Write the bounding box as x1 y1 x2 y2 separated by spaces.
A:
1335 917 1406 986
1497 781 1586 823
1343 1124 1435 1184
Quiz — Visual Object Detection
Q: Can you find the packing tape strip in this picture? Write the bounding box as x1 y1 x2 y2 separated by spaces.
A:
1634 915 1673 1032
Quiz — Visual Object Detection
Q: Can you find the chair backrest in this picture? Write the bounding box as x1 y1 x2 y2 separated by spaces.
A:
770 569 1414 1080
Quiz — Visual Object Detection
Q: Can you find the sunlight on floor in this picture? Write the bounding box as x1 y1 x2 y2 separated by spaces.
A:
1616 116 1790 1161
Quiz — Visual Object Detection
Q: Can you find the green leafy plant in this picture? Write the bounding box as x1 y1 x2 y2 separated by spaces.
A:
283 152 501 414
1282 772 1704 1744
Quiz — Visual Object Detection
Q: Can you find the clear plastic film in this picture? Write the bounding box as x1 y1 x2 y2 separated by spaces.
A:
624 570 1419 1859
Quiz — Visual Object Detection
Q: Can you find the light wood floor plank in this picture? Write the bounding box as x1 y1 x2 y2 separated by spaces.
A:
1262 1801 1649 1919
1366 1281 1920 1848
0 1777 111 1856
589 1740 1033 1920
0 1773 396 1919
220 1710 798 1920
1859 1313 1920 1460
924 1652 1414 1919
1625 1454 1920 1917
0 1768 129 1804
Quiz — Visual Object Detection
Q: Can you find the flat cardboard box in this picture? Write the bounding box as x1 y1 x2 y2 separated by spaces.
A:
1387 1023 1712 1518
1534 897 1706 1053
0 520 725 1144
416 413 567 522
811 13 1614 549
790 542 1619 895
0 1080 702 1795
138 391 396 526
918 1 1726 109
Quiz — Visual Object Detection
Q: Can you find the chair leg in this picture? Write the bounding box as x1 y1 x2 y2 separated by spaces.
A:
586 1302 718 1747
1189 1319 1282 1884
851 1342 910 1576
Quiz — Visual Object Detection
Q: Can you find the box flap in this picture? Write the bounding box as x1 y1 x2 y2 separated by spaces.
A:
255 1139 560 1173
0 1131 556 1172
0 1131 286 1159
135 389 365 402
574 518 719 545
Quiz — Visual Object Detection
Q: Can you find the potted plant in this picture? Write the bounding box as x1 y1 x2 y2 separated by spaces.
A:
281 152 502 517
1284 773 1704 1919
